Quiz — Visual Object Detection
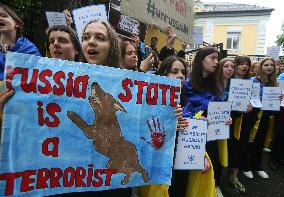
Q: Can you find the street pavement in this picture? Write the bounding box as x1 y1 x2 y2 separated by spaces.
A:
221 151 284 197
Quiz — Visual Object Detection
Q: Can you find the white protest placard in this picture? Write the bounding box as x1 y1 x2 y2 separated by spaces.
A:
267 46 280 61
174 119 207 170
121 0 194 44
109 0 147 40
262 87 281 111
250 83 263 108
228 79 253 112
278 80 284 107
207 102 232 141
45 12 67 27
118 14 140 35
72 5 108 43
193 26 203 45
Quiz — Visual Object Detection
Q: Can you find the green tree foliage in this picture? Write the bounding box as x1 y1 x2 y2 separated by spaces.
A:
276 21 284 51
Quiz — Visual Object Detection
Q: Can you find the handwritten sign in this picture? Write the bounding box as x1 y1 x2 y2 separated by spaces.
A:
278 80 284 107
228 78 253 112
193 26 203 45
250 83 263 108
262 87 281 111
121 0 194 44
0 52 181 196
174 119 207 170
207 102 232 141
267 46 280 61
109 0 147 40
72 5 108 44
45 11 67 27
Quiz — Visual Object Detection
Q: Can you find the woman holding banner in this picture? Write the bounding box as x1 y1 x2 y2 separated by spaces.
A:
227 55 253 193
0 3 41 81
270 73 284 171
244 57 278 179
81 19 122 67
138 55 191 197
183 47 230 197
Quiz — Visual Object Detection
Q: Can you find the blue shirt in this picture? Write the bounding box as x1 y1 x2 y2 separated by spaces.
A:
0 37 41 80
278 73 284 80
183 78 222 118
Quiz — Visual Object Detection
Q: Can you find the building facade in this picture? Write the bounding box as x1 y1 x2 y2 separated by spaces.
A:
194 0 274 55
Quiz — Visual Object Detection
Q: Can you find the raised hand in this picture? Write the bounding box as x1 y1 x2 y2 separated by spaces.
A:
130 33 140 49
166 26 176 48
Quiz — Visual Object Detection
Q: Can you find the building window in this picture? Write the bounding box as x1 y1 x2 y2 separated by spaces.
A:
226 32 240 50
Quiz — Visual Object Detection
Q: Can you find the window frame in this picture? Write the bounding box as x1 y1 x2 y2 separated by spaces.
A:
226 32 241 51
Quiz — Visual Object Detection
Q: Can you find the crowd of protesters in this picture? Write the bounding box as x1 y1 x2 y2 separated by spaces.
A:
0 3 284 197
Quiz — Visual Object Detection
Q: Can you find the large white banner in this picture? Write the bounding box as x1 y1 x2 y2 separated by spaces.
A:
121 0 194 44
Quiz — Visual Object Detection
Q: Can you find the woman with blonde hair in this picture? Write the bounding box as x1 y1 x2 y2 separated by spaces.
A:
247 57 278 178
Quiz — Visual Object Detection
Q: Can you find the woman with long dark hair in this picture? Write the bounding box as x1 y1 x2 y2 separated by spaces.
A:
183 47 228 197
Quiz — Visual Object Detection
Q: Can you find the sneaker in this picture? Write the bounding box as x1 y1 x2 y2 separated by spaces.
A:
242 171 253 178
215 186 224 197
230 176 246 193
257 170 269 178
263 148 271 152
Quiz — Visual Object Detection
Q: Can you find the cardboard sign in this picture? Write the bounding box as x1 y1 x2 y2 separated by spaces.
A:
228 79 253 112
193 26 203 45
121 0 194 44
46 11 67 27
278 80 284 107
0 52 181 196
262 87 281 111
174 119 207 170
267 46 280 61
109 0 147 40
207 102 232 141
250 83 263 108
73 5 108 43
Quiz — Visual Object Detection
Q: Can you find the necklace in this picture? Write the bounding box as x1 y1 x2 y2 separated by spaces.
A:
0 39 15 53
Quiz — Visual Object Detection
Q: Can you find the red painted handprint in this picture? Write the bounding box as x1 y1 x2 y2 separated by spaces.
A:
141 116 166 150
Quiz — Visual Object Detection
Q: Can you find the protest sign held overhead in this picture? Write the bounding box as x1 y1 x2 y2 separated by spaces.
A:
109 0 147 41
0 52 181 196
72 5 108 44
207 102 232 141
193 26 203 45
267 46 280 61
228 78 253 112
174 119 207 170
121 0 194 44
45 11 67 27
